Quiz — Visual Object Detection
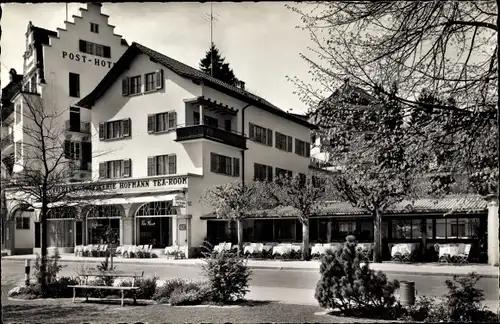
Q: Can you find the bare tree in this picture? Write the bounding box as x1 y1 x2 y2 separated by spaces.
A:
3 88 110 293
261 171 332 261
289 1 498 197
201 180 267 256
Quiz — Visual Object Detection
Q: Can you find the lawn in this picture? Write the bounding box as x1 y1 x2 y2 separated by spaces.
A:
2 297 398 323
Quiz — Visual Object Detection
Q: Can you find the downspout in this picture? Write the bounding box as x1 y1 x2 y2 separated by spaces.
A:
240 104 252 185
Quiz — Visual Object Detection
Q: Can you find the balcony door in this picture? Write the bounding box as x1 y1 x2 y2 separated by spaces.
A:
69 107 81 132
193 112 218 128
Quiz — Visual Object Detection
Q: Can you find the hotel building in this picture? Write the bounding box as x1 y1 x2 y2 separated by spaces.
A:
1 3 128 254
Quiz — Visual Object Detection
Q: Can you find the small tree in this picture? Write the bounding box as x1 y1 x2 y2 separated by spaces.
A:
262 171 331 261
200 180 265 256
199 43 239 85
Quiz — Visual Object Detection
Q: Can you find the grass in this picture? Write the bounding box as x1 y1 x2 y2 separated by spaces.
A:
1 297 398 323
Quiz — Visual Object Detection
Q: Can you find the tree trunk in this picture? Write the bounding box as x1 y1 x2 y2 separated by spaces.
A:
302 221 310 261
372 209 382 263
40 199 48 292
420 218 427 259
236 219 244 257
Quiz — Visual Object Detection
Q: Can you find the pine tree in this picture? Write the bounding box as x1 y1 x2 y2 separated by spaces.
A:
199 43 238 86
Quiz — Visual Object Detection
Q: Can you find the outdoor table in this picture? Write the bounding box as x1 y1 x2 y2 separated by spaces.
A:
244 245 254 254
311 244 324 255
439 244 460 263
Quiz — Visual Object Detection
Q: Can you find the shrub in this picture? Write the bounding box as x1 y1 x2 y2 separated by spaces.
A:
152 278 191 302
168 282 211 306
402 273 499 322
33 249 65 286
315 235 400 319
201 245 251 304
120 276 158 300
48 276 79 298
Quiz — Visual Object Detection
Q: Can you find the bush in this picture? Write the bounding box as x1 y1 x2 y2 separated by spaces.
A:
120 276 158 300
201 244 251 304
402 273 500 322
168 282 211 306
153 279 209 304
33 249 65 287
10 276 79 299
315 235 400 319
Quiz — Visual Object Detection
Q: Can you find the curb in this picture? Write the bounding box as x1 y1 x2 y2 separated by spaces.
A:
3 256 498 278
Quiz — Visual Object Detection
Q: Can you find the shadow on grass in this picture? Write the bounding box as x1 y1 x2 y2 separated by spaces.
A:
229 299 272 307
3 303 101 320
77 298 152 307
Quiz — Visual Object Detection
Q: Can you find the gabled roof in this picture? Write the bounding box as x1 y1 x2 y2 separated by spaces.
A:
1 75 23 121
77 42 316 129
27 22 57 83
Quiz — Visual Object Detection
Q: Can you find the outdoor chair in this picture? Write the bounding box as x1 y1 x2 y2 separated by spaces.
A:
143 245 153 258
99 244 108 257
115 246 122 256
91 245 99 257
136 245 145 258
123 245 136 258
74 245 83 257
456 244 471 264
390 244 403 262
119 245 130 258
83 245 92 257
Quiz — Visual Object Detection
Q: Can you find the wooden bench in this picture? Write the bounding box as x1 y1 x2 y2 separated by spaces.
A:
68 270 144 306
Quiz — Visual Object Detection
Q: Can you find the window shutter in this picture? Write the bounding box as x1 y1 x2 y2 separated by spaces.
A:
295 138 300 154
155 69 164 89
99 162 107 179
98 122 105 140
122 78 129 96
122 118 131 137
79 40 86 52
275 132 279 148
64 140 71 159
267 165 273 182
147 156 156 176
147 114 156 133
168 154 177 175
122 159 131 177
287 136 293 152
103 46 111 58
233 158 240 177
305 142 311 157
249 123 254 139
168 111 177 129
267 129 273 146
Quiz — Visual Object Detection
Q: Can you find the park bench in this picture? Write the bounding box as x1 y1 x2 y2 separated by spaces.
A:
68 270 144 306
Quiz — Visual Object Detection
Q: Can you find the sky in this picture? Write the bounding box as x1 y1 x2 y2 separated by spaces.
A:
1 2 318 115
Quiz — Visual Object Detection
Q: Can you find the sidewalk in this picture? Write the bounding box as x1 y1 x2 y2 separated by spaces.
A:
3 253 498 278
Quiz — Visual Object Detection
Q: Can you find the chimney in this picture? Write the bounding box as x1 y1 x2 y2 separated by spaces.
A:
235 80 245 90
9 69 17 82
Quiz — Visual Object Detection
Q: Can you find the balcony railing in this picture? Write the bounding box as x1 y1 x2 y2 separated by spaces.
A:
65 120 91 134
0 133 14 150
176 124 247 150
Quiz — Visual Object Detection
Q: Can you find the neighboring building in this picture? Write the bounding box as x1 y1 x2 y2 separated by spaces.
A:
1 3 129 255
41 41 317 256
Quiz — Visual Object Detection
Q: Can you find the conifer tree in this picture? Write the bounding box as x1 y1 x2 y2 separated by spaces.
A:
199 43 238 86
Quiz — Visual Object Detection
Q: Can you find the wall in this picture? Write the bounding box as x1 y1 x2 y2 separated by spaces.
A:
14 210 35 249
90 53 203 179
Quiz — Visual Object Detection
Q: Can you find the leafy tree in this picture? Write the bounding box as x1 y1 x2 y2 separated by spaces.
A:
289 1 498 197
261 171 331 261
314 83 417 262
200 180 265 256
199 43 239 86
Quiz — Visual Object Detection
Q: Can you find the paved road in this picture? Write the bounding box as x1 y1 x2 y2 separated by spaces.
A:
2 259 498 310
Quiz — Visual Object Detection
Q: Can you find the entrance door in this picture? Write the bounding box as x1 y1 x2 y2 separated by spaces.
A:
34 222 41 248
75 221 83 245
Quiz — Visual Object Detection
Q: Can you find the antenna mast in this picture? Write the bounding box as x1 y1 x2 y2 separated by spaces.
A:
66 3 68 21
210 1 213 77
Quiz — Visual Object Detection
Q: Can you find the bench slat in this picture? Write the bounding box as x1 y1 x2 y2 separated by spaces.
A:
68 285 139 290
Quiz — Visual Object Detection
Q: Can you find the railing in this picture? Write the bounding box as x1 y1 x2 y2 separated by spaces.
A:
0 133 14 150
176 124 247 150
65 120 91 134
310 157 335 169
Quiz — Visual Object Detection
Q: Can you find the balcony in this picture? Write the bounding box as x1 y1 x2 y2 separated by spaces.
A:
65 120 91 134
176 124 247 150
0 133 14 155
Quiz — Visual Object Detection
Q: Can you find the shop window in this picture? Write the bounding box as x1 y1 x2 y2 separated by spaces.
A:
87 218 120 244
137 217 172 248
136 201 177 217
360 220 373 240
254 220 273 242
435 217 480 239
435 218 447 239
16 217 30 230
273 219 295 242
392 219 412 239
48 219 74 247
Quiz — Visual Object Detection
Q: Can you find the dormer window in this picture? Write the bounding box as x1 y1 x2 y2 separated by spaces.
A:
90 23 99 33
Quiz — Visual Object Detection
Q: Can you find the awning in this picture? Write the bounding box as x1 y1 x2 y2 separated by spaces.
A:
86 193 180 206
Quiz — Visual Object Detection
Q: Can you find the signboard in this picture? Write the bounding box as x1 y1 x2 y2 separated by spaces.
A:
174 195 187 208
62 51 115 69
48 176 188 195
178 224 187 231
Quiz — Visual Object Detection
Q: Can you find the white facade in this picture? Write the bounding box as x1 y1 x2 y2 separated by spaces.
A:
85 45 314 253
2 3 128 255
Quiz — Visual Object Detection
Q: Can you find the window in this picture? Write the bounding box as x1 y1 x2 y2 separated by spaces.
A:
339 221 356 234
99 159 131 179
451 223 466 238
69 73 80 98
193 112 219 128
254 163 273 181
148 111 177 133
64 141 81 160
15 104 22 124
249 123 272 146
90 22 99 33
295 139 311 157
210 153 239 177
275 132 292 152
275 167 292 179
99 119 131 140
148 154 176 176
16 217 30 230
392 219 424 239
79 40 111 58
129 76 141 95
225 120 231 132
145 73 155 91
30 75 37 93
